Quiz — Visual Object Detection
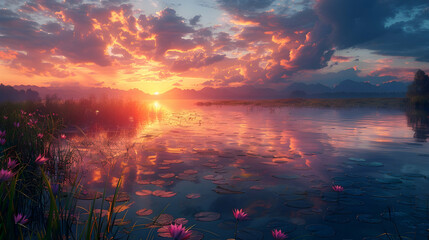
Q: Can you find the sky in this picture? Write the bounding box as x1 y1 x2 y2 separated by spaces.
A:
0 0 428 94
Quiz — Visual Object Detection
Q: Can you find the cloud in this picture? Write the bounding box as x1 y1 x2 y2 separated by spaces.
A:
189 15 201 25
0 0 427 89
170 53 225 72
217 0 275 13
331 56 354 63
315 0 429 61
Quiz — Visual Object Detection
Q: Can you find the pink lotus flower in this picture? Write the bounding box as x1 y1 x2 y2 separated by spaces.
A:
0 169 14 182
0 130 5 137
14 213 29 225
3 116 7 120
168 224 191 240
60 134 66 139
35 154 48 165
37 133 44 139
0 138 5 145
332 185 344 192
272 229 288 240
233 209 248 221
13 122 19 127
7 158 18 169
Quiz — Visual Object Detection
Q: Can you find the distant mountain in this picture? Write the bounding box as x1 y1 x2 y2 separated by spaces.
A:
13 85 152 100
160 80 409 99
333 79 379 93
162 86 281 99
10 79 410 100
282 82 332 95
0 84 40 102
378 81 409 92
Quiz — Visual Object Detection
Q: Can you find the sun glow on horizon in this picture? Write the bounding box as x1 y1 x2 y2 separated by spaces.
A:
154 92 159 95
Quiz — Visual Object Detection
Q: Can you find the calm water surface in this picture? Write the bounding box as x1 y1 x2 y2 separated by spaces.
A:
71 100 429 239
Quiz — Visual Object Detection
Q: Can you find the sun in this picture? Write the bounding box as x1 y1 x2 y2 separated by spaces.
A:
154 92 159 95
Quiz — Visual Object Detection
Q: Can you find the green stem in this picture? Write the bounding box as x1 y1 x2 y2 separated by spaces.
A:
234 220 238 240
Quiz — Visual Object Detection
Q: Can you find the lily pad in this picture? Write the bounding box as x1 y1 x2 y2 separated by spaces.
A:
159 173 175 179
213 186 244 194
285 200 314 209
272 174 299 180
93 209 109 217
74 190 103 200
184 169 198 175
375 177 402 184
153 214 174 225
186 193 201 199
203 174 224 181
152 190 176 198
174 218 189 225
348 157 366 162
136 208 153 216
136 190 152 196
194 212 221 222
106 192 130 202
113 219 130 226
358 162 384 167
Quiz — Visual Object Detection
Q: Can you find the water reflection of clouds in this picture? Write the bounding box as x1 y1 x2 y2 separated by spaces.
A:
69 102 429 239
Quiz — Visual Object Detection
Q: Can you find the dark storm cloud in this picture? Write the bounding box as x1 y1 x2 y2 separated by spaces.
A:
315 0 429 61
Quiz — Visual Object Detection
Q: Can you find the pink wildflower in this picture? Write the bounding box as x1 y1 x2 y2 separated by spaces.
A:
332 185 344 192
272 229 288 240
0 169 14 182
7 158 18 169
233 209 248 221
14 213 29 225
35 154 48 165
168 224 191 240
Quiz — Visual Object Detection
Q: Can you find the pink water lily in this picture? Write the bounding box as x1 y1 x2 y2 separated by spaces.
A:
272 229 288 239
168 224 191 240
7 158 18 169
35 154 48 165
332 185 344 192
0 169 14 182
60 134 66 139
233 209 247 221
37 133 44 139
13 122 19 127
14 213 29 225
0 138 5 145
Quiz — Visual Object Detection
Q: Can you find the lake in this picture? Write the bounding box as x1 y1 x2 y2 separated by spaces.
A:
70 100 429 239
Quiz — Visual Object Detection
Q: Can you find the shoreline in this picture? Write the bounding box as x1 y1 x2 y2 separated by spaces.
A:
195 98 409 109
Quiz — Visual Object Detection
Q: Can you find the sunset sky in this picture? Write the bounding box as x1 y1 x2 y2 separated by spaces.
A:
1 0 428 94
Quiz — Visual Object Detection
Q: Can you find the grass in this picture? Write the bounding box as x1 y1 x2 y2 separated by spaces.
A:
0 105 160 239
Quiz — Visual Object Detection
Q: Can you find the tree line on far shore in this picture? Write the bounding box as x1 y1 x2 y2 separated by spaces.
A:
0 84 40 102
407 69 429 108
